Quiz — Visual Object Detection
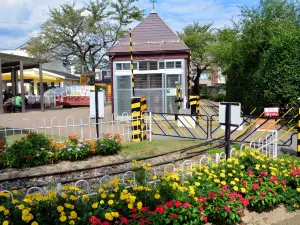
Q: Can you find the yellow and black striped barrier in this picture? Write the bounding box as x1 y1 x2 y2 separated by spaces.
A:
297 108 300 157
190 96 200 125
131 97 147 142
175 84 183 114
129 28 135 96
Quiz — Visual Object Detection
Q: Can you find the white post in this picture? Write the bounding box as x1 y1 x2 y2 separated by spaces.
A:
20 61 25 113
80 118 84 141
149 112 152 142
274 131 278 158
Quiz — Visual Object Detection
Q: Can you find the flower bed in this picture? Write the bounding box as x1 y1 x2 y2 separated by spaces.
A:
0 132 122 169
1 149 300 225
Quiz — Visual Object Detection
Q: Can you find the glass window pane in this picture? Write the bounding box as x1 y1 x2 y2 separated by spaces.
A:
139 61 148 70
116 63 122 70
159 62 165 69
150 74 162 88
166 61 175 69
135 74 148 89
149 61 158 70
175 61 181 69
123 63 130 70
133 63 137 70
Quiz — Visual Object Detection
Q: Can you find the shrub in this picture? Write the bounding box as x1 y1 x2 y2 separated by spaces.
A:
95 133 122 156
1 133 55 168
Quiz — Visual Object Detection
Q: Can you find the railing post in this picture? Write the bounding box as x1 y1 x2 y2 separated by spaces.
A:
149 112 152 142
80 118 84 141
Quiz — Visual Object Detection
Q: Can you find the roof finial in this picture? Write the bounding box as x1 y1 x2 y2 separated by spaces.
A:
150 0 157 10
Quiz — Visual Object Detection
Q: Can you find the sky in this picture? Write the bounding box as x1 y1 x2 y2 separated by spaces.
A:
0 0 259 50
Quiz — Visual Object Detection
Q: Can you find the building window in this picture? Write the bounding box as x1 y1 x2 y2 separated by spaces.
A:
166 61 175 69
149 61 158 70
133 63 138 70
159 62 165 69
116 63 122 70
139 61 148 70
201 73 208 79
123 63 130 70
175 61 182 69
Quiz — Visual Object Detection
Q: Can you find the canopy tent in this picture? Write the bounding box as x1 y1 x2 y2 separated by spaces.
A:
0 52 44 113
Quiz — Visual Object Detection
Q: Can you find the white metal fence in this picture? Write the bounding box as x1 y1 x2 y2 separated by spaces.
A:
0 113 152 144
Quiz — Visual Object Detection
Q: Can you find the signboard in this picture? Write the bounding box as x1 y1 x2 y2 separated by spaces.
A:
90 90 105 119
264 107 279 117
166 88 177 96
219 102 243 130
80 76 87 84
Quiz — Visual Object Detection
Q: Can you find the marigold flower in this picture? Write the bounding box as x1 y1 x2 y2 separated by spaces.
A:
60 216 67 222
137 202 143 210
108 200 114 205
128 203 133 209
105 213 113 221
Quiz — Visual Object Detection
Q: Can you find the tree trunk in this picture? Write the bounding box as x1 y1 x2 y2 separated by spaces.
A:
193 67 201 95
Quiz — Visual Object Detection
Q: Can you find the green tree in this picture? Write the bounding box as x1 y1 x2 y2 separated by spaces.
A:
178 23 216 94
27 0 143 84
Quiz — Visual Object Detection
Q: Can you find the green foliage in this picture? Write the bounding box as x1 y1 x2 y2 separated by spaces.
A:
95 133 122 156
212 0 300 107
207 148 224 155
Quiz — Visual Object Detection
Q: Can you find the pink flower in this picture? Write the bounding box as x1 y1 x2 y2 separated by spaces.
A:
141 207 149 213
260 171 268 176
270 176 277 182
253 184 259 191
247 170 254 175
261 191 266 196
251 195 255 199
280 180 286 185
199 196 207 204
216 206 220 211
203 216 208 223
260 196 264 200
243 180 247 187
183 203 190 209
199 206 203 211
224 206 231 212
242 199 249 206
102 222 110 225
219 192 225 197
268 187 272 191
120 217 129 225
165 201 173 208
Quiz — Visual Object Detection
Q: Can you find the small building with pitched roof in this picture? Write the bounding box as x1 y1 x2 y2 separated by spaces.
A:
109 10 190 115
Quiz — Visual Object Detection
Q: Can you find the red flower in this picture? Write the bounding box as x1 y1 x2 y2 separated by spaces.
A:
258 178 263 182
261 191 266 196
132 214 137 219
199 206 203 211
224 206 230 212
170 214 178 220
219 192 224 197
260 171 268 176
141 207 149 213
102 222 110 225
23 155 26 158
132 208 137 213
291 171 298 176
120 217 129 225
253 184 259 191
242 199 249 206
89 216 101 225
247 170 254 175
274 192 277 196
270 176 277 182
203 216 208 223
208 192 216 198
260 196 264 200
251 195 255 199
199 196 207 203
145 218 151 223
155 206 165 214
183 203 190 209
175 200 182 208
216 206 220 211
290 165 295 170
243 180 247 187
222 185 229 190
165 201 173 208
280 180 286 185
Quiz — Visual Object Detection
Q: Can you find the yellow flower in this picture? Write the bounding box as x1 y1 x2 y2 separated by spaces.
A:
92 202 98 209
297 188 300 192
241 188 246 193
69 220 75 225
214 179 220 183
101 193 107 199
31 222 38 225
4 210 9 215
195 182 200 186
228 173 233 177
70 195 77 201
98 188 104 193
234 178 239 182
220 173 225 178
69 211 77 219
230 181 236 185
109 194 115 198
128 204 133 209
108 200 114 205
61 193 68 199
18 204 25 210
100 200 104 204
105 213 113 221
0 206 5 211
3 221 9 225
154 194 160 199
57 206 64 212
146 163 152 167
112 212 119 218
137 201 143 210
152 175 157 180
233 186 238 191
22 209 30 216
221 181 226 185
262 165 266 169
60 216 67 222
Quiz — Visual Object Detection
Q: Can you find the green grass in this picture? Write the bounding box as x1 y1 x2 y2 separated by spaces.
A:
121 140 202 159
207 148 224 155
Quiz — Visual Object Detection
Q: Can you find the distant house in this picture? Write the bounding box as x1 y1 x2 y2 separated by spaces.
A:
95 64 112 102
109 10 190 115
191 66 225 87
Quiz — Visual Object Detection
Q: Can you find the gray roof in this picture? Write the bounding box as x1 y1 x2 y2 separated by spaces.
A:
43 69 80 80
109 11 189 54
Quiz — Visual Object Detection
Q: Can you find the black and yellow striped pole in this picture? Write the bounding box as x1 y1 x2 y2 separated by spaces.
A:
190 95 200 125
196 97 200 124
131 97 141 142
176 84 182 114
298 108 300 157
130 28 135 96
141 97 147 140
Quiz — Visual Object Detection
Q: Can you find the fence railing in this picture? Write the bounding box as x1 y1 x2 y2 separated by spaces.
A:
0 113 152 145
